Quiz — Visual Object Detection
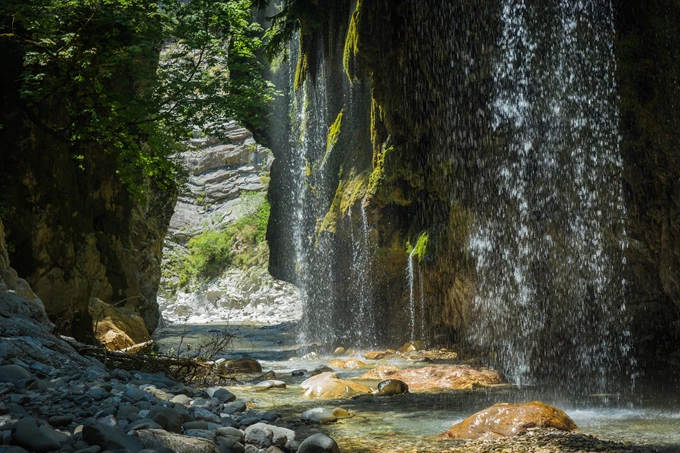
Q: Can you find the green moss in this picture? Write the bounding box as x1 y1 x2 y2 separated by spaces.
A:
343 0 362 82
339 172 368 214
367 146 390 197
318 171 368 236
318 110 344 170
413 232 429 263
294 35 309 91
327 110 343 152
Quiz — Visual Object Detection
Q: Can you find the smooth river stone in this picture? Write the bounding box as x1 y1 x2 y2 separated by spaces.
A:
300 372 372 399
360 365 503 391
441 401 578 439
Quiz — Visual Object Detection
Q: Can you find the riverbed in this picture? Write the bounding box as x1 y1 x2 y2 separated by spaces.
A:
153 322 680 453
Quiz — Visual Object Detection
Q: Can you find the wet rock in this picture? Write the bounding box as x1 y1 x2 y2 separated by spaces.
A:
207 387 236 403
441 401 578 439
247 371 276 384
243 423 273 448
297 433 341 453
191 407 222 424
183 420 210 430
265 447 285 453
171 394 192 405
0 366 31 383
86 386 109 401
291 370 306 377
363 351 386 360
332 347 345 356
215 426 244 443
82 421 144 451
11 417 69 453
300 372 372 399
216 437 246 453
301 408 337 425
225 358 262 373
147 407 188 433
328 359 366 370
142 386 170 401
135 428 220 452
246 423 294 448
252 380 286 391
184 428 216 440
124 384 154 403
301 352 319 361
309 365 333 377
222 401 247 415
48 414 75 427
128 419 163 430
398 341 424 353
377 379 409 396
1 447 31 453
360 365 503 391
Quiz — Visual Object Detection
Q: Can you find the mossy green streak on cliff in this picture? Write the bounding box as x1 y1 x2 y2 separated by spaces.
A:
343 0 362 82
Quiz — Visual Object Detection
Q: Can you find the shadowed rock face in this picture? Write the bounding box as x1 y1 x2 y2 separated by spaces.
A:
0 40 175 342
441 401 577 440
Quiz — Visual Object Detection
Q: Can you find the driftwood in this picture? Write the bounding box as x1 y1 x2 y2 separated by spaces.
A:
59 335 238 385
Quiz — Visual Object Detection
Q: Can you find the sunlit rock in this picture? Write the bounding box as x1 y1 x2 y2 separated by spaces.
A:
363 351 387 360
329 359 367 369
357 365 399 380
360 365 502 391
377 379 409 396
300 372 372 399
88 297 151 350
441 401 577 439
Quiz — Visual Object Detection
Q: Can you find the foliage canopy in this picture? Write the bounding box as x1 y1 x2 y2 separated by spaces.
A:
1 0 275 196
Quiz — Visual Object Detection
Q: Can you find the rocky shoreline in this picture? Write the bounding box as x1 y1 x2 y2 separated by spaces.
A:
1 323 677 453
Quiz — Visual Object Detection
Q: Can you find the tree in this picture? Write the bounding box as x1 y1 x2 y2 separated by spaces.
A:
0 0 275 196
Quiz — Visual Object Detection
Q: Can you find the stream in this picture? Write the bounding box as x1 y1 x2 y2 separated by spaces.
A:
154 322 680 452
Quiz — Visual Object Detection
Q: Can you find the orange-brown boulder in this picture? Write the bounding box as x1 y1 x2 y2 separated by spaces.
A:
363 351 387 360
88 298 151 351
361 365 502 391
329 359 367 369
358 365 400 380
441 401 578 440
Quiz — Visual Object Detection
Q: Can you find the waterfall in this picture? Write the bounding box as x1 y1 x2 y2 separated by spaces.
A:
407 248 416 342
468 0 630 388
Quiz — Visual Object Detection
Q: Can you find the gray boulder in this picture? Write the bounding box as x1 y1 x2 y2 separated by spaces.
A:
135 428 220 453
297 433 341 453
11 417 69 453
301 408 337 425
82 421 144 451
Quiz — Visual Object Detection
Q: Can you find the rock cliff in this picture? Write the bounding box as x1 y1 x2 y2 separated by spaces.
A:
266 0 680 371
159 123 301 325
0 48 175 342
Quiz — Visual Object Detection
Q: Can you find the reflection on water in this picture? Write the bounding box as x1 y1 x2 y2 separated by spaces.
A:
154 323 680 451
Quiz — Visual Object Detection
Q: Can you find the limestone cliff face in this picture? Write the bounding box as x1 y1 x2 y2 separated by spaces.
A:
160 122 301 325
0 51 175 341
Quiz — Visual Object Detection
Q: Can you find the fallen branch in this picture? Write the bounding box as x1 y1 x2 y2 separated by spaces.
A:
60 335 238 385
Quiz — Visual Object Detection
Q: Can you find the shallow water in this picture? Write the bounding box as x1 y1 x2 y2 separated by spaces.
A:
153 323 680 452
